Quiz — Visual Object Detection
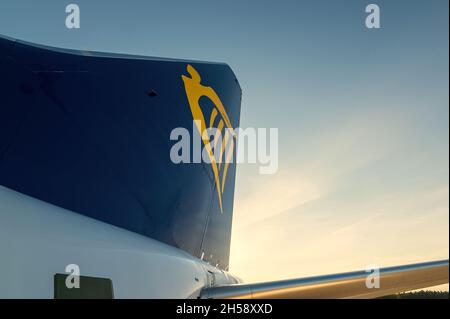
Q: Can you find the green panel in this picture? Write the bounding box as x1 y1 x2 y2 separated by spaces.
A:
54 274 114 299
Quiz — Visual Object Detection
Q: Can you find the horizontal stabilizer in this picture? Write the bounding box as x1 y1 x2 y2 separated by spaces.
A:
200 260 449 299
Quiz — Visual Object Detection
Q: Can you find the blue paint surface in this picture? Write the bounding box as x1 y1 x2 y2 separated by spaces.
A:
0 35 241 270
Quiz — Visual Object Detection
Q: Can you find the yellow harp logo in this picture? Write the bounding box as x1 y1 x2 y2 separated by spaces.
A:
182 64 236 213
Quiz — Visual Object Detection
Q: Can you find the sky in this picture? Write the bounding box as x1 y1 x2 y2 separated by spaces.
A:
0 0 448 290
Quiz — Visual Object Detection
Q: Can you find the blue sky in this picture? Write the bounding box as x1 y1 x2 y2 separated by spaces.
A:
0 0 448 287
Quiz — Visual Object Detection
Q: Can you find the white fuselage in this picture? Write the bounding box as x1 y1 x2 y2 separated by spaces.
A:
0 186 237 298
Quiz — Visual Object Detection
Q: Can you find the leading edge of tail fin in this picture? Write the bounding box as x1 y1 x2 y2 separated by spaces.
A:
0 35 241 270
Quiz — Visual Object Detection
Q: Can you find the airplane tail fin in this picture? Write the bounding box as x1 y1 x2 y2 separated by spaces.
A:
0 34 241 270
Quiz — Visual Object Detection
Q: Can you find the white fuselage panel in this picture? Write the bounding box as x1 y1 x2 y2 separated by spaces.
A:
0 186 231 298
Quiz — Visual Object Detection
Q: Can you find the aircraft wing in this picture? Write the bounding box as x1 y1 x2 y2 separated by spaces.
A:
200 259 449 299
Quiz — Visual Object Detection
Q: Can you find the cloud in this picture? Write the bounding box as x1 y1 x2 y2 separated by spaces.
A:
230 108 448 285
233 169 320 228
